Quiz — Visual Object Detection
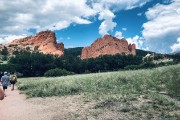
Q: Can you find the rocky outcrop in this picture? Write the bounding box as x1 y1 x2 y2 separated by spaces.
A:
2 30 64 56
81 35 136 59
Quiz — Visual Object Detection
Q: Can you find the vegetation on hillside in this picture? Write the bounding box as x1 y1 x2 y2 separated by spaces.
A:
7 51 142 76
0 48 180 77
17 64 180 119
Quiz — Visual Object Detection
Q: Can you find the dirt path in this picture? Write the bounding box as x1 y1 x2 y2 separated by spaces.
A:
0 86 97 120
0 86 50 120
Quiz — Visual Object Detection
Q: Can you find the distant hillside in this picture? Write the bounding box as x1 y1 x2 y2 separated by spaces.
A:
136 49 154 56
174 51 180 55
64 47 83 57
65 47 153 57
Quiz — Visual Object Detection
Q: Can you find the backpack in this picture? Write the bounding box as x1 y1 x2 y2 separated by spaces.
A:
12 75 17 81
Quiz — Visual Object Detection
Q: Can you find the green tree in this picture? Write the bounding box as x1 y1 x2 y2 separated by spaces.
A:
9 51 55 77
1 47 9 56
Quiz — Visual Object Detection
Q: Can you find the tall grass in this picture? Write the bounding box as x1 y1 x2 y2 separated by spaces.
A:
17 64 180 119
17 64 180 99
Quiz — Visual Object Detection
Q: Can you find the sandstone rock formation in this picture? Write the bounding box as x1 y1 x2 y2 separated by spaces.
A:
81 35 136 59
0 30 64 56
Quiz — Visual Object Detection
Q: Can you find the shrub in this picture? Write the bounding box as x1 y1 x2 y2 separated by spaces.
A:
124 62 156 70
16 72 23 77
44 68 74 77
142 62 156 68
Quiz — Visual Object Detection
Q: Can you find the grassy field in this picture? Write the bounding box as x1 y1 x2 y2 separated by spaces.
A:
17 64 180 119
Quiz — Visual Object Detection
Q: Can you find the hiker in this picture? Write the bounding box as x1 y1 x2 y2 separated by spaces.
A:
1 72 10 97
0 87 4 100
0 71 3 87
10 72 17 91
0 71 3 80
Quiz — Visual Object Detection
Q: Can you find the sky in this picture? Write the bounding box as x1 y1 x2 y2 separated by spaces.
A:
0 0 180 53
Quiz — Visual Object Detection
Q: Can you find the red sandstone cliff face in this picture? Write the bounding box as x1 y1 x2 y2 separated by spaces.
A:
5 30 64 56
81 35 136 59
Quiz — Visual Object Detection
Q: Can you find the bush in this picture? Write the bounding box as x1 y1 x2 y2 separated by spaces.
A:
44 68 74 77
142 62 156 68
124 62 156 70
16 72 23 78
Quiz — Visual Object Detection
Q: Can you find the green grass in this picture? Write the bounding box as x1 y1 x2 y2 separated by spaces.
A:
17 64 180 119
17 64 180 99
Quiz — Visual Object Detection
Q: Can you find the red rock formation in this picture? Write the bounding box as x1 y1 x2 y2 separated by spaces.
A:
6 30 64 56
81 35 136 59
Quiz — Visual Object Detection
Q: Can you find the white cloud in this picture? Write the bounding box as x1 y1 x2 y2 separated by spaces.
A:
0 35 27 44
171 38 180 52
67 37 71 40
72 17 92 24
92 0 149 36
178 38 180 43
39 21 71 32
127 35 144 49
115 31 123 39
177 8 180 14
92 0 150 11
98 10 117 35
0 0 96 36
163 0 171 4
137 13 142 16
0 0 150 44
122 28 127 31
114 31 145 49
142 0 180 53
0 0 97 44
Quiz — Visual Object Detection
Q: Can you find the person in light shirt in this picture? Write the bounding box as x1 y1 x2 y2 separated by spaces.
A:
1 72 10 97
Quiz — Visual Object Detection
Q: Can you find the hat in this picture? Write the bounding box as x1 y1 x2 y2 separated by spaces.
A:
4 72 7 75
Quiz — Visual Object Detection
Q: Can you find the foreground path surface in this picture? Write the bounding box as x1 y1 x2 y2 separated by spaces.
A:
0 86 51 120
1 86 179 120
0 86 95 120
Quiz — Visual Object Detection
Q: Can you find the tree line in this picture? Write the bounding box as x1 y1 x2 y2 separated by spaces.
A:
0 51 141 77
0 48 180 77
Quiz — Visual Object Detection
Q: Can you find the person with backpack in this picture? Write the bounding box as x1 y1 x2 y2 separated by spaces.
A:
10 72 17 91
1 72 10 97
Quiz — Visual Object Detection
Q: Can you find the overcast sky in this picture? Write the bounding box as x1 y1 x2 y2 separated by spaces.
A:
0 0 180 53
